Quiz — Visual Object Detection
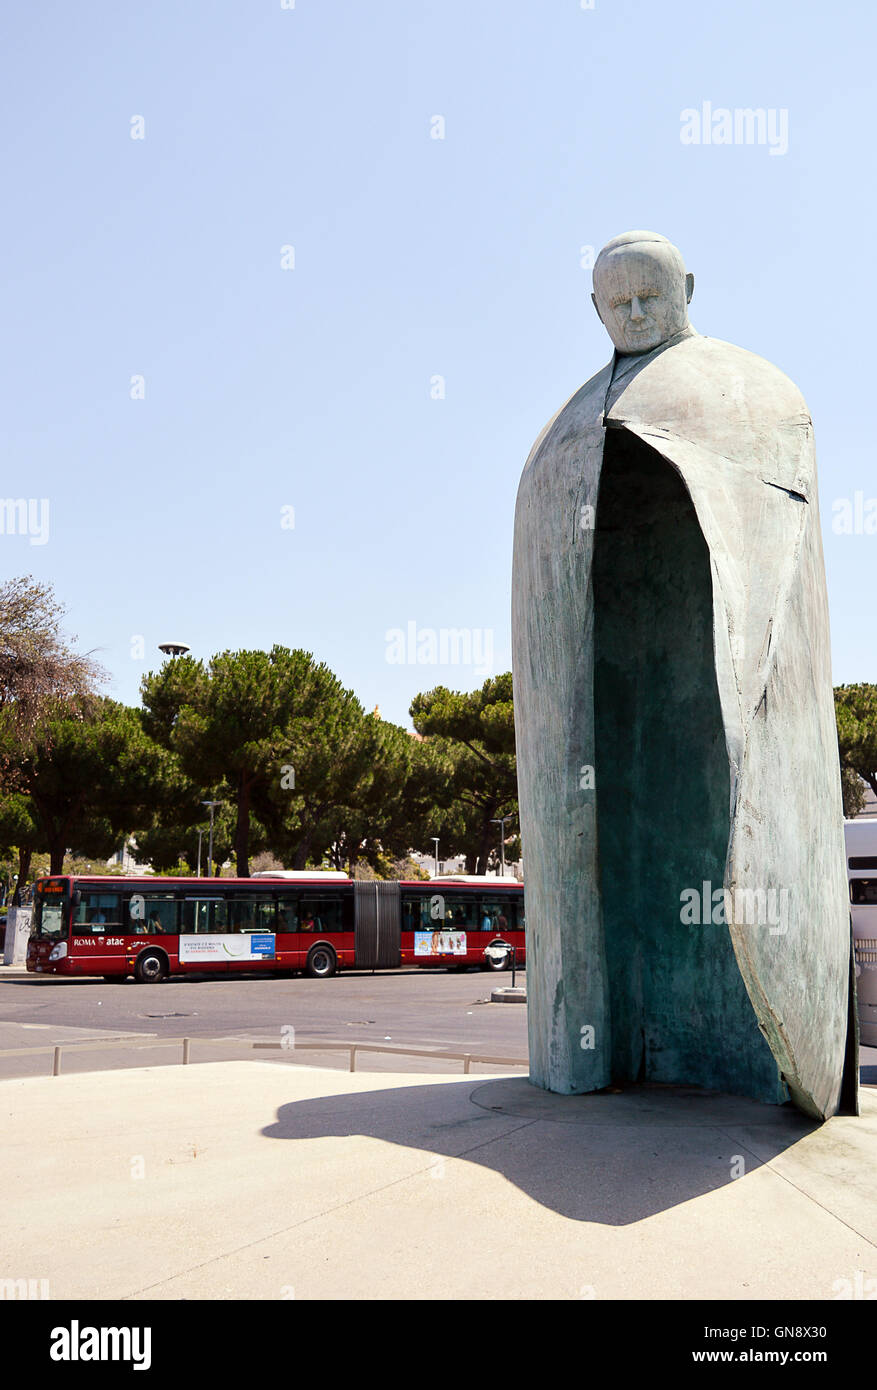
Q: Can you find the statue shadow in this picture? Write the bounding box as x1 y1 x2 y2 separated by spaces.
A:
260 1073 823 1225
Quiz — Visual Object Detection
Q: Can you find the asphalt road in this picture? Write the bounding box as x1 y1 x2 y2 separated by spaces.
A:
0 967 530 1081
4 968 873 1090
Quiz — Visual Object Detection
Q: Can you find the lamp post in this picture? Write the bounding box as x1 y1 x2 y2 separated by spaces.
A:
432 837 440 878
491 815 512 878
158 642 190 658
196 828 205 877
201 801 222 877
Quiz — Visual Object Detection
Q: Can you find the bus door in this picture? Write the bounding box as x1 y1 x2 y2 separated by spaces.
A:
354 881 401 968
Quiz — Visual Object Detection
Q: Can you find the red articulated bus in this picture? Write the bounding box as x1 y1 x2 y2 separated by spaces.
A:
26 872 525 983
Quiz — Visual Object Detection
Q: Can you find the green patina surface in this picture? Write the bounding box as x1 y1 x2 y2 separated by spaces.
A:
593 430 782 1101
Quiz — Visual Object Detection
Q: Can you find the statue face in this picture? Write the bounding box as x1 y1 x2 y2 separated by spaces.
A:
592 247 693 355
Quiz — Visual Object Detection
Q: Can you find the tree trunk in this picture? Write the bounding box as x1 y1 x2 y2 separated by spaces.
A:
12 845 32 906
474 808 496 877
50 841 65 876
235 778 250 877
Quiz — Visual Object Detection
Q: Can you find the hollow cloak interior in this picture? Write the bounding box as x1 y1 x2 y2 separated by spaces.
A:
593 427 781 1100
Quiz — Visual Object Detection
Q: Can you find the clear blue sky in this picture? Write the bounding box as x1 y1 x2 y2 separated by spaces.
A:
2 1 873 726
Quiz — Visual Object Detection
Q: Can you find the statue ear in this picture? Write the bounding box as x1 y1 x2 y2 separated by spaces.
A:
591 291 604 325
685 272 694 304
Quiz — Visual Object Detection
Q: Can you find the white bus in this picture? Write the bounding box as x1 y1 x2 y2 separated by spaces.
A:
844 819 877 1047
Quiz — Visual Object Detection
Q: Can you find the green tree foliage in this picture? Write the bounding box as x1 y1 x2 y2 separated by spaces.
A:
840 766 867 819
2 697 166 875
0 611 525 886
0 577 118 894
135 794 254 877
141 648 359 876
835 684 877 816
410 674 518 873
0 792 41 904
252 685 375 871
257 713 452 874
139 651 463 878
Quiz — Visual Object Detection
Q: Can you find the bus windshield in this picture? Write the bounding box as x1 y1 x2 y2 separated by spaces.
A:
33 881 70 938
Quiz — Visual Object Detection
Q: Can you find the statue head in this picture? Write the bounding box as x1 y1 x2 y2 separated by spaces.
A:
592 231 694 355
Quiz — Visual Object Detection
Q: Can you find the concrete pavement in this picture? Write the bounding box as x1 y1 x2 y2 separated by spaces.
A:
2 1059 875 1300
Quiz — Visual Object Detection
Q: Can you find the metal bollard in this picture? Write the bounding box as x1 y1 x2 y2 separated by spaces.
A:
349 1046 356 1073
463 1055 471 1074
182 1038 190 1065
52 1046 61 1077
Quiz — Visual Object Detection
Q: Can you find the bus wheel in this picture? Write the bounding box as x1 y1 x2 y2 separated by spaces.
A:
483 947 510 972
134 951 168 984
305 945 337 979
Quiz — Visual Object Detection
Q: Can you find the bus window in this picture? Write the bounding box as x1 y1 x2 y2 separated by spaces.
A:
298 896 343 933
181 898 227 933
34 882 68 938
276 897 300 932
477 897 516 932
401 896 430 932
851 879 877 905
73 891 122 933
128 894 178 935
227 896 276 933
442 894 478 930
475 898 498 933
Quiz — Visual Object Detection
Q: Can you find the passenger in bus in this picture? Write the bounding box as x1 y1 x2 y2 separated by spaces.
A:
147 912 165 934
481 910 493 932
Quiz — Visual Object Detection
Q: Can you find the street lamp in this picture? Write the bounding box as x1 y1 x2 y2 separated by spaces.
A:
432 837 440 877
159 642 190 658
196 828 205 877
491 815 513 879
201 801 223 877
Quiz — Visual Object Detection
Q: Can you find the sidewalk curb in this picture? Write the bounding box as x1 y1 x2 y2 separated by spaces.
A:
491 986 527 1003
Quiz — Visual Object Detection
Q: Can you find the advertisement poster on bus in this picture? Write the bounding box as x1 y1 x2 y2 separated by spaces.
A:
179 934 276 963
414 930 467 957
